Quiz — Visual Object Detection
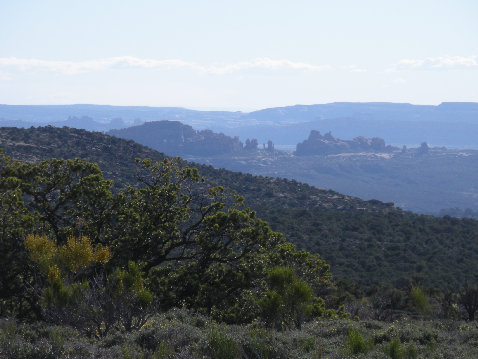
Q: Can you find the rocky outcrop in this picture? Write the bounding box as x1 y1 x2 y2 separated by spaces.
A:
295 130 396 155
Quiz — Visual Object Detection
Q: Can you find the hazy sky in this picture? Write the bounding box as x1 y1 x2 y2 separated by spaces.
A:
1 0 477 110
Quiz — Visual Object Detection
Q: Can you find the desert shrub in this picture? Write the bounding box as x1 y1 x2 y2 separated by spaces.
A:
0 321 119 359
410 286 429 315
259 266 316 330
298 336 316 352
132 313 204 357
441 291 458 319
208 325 240 359
459 285 478 321
374 323 401 344
153 342 174 359
25 234 154 337
135 328 159 351
7 315 478 359
406 343 418 359
120 342 146 359
385 337 406 359
0 318 17 340
103 330 128 348
345 328 373 355
416 328 439 345
243 327 273 359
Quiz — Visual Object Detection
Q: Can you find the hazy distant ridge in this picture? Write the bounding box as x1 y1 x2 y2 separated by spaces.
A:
1 102 478 147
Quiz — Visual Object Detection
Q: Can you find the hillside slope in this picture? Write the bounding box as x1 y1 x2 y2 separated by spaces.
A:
1 126 478 289
185 145 478 214
108 121 478 214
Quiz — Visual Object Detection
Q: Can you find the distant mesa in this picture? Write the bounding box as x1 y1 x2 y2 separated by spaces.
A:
295 130 397 156
108 120 253 156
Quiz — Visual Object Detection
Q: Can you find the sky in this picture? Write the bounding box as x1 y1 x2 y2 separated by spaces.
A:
1 0 477 110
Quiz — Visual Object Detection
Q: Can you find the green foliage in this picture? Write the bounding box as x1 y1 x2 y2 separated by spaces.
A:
406 343 418 359
0 318 17 340
264 242 331 296
336 304 351 319
345 329 373 355
24 233 154 336
243 327 273 359
108 158 331 319
384 337 418 359
4 311 478 359
259 266 317 330
108 261 154 319
1 149 333 327
25 234 112 307
10 158 113 244
9 126 478 346
308 297 326 318
385 337 404 359
441 290 459 319
410 286 429 316
153 342 174 359
208 325 240 359
0 152 115 318
0 152 38 317
25 234 112 275
4 126 478 291
459 285 478 321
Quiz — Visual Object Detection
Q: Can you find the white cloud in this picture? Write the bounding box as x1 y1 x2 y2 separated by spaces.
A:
0 57 201 75
392 77 406 84
388 55 478 72
0 56 332 75
342 65 367 73
207 58 331 74
0 71 11 81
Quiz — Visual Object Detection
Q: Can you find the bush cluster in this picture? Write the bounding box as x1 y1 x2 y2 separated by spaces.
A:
2 310 478 358
0 154 334 333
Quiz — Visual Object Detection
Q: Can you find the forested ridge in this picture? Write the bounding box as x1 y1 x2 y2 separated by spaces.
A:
3 125 478 358
2 126 478 289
